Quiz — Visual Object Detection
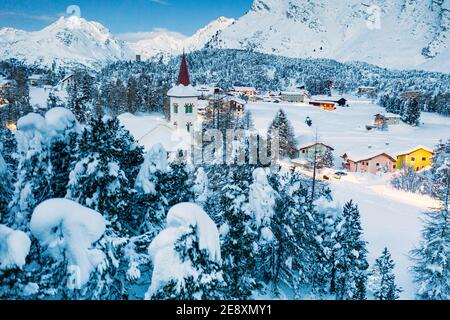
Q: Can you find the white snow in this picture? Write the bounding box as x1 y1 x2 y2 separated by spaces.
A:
44 107 81 136
135 144 168 194
167 84 201 98
249 168 276 228
0 16 133 68
145 203 221 299
30 199 106 290
0 224 31 270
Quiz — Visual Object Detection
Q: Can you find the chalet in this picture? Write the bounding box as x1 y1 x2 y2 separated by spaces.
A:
342 152 397 174
297 142 334 161
309 100 336 111
401 90 421 100
28 74 48 87
224 96 246 116
280 90 311 103
373 113 401 127
395 146 434 172
232 86 257 96
358 86 376 95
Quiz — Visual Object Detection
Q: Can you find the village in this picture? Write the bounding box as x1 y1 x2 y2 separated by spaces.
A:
0 55 442 180
116 55 440 180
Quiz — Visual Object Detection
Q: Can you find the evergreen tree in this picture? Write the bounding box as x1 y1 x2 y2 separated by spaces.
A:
334 201 369 300
268 109 297 159
218 174 258 299
0 151 12 223
151 225 226 300
411 156 449 300
401 99 421 126
66 116 144 235
370 248 402 300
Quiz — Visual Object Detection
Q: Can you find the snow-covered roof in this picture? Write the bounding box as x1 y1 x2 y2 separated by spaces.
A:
167 84 200 97
299 142 334 151
28 74 43 80
223 95 246 105
344 150 396 163
374 112 401 118
396 145 434 157
281 90 310 96
233 86 256 91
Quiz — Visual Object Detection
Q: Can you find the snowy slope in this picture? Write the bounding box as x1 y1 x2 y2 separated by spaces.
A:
0 16 134 68
129 17 235 59
207 0 450 72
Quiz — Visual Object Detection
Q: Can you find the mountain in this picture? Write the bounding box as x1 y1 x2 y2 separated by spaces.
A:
129 17 235 59
0 16 134 68
206 0 450 72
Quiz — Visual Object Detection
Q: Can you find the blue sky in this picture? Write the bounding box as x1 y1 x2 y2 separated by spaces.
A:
0 0 253 35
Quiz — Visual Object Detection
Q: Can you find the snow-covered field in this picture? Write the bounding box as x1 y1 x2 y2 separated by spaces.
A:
119 97 449 300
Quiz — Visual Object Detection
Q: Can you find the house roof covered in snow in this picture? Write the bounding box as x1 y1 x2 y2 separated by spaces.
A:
299 142 334 151
167 84 200 97
343 151 396 163
396 145 434 157
28 74 43 80
233 86 256 91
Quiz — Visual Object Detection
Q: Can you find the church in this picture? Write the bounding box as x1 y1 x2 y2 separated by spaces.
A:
167 53 200 133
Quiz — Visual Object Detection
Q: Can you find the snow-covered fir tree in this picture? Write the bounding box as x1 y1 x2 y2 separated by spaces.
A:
333 201 369 300
146 203 225 300
401 99 421 126
133 144 169 234
268 109 297 159
369 248 402 300
8 114 53 231
411 153 449 300
217 172 258 299
66 116 144 235
0 150 12 223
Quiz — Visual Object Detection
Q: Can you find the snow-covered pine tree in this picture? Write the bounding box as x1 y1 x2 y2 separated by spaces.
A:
133 144 169 234
66 116 144 235
265 170 326 298
401 99 421 126
316 148 334 169
8 114 52 231
411 155 449 300
370 248 402 300
147 204 226 300
431 139 450 200
268 109 297 159
159 161 194 209
0 126 18 178
334 201 369 300
218 173 258 299
0 150 12 223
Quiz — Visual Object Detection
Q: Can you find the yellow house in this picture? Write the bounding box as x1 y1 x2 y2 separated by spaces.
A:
395 146 434 172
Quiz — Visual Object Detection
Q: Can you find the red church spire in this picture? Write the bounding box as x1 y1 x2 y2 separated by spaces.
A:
176 53 191 86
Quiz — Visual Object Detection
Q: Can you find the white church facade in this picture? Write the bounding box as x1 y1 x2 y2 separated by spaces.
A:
167 54 200 133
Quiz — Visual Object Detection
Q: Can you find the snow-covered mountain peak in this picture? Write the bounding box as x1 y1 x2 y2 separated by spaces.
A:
130 16 235 59
0 16 133 69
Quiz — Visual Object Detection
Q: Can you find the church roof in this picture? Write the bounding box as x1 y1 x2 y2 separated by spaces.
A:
177 53 190 86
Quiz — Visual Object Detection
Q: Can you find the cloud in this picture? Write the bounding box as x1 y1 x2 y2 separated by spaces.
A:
0 10 58 22
117 28 187 43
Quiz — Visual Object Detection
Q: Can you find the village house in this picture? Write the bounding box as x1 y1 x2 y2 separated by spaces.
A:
395 146 434 172
373 113 401 127
342 152 397 174
309 100 336 111
296 142 334 161
232 86 257 96
401 90 421 100
357 86 376 96
280 90 311 103
28 74 49 87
